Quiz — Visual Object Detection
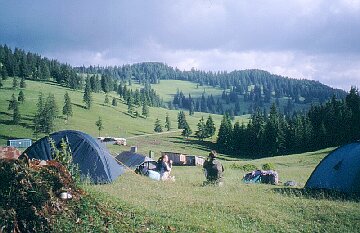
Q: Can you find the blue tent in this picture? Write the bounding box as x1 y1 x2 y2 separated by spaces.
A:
23 130 125 183
116 151 156 170
305 142 360 194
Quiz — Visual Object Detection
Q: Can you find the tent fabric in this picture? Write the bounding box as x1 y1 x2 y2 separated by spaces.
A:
305 142 360 194
23 130 125 183
115 151 155 169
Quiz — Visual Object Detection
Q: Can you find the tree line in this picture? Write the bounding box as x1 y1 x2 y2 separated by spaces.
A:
217 87 360 158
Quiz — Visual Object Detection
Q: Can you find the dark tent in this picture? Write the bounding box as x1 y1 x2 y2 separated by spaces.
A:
23 130 125 183
115 151 156 170
305 142 360 194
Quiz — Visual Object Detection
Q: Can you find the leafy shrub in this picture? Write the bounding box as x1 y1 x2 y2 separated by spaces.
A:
230 163 258 171
262 163 275 170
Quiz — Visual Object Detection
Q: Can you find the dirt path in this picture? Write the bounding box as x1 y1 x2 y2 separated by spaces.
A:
126 130 182 139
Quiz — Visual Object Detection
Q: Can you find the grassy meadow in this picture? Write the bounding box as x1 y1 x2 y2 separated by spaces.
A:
1 79 360 232
86 147 360 232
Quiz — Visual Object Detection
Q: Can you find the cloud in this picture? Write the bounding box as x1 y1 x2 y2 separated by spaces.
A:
1 0 360 90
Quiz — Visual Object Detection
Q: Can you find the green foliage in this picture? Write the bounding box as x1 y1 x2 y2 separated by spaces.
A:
20 77 26 88
83 78 92 109
95 116 104 137
181 121 192 138
262 163 275 170
18 90 25 103
141 101 149 118
12 77 18 89
165 113 171 131
177 110 187 129
62 91 73 120
112 97 117 106
230 163 258 171
104 94 109 104
195 116 206 141
154 118 163 132
217 113 233 149
205 115 216 138
8 93 17 111
12 102 21 124
34 93 58 135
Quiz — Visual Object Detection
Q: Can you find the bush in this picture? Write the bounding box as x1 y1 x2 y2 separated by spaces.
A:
230 163 258 171
262 163 275 170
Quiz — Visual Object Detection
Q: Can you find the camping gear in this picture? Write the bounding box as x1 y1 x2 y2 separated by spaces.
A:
23 130 125 183
148 170 161 181
243 170 279 185
305 142 360 194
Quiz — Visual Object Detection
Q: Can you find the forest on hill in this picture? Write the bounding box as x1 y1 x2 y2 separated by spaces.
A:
0 44 347 117
76 62 347 116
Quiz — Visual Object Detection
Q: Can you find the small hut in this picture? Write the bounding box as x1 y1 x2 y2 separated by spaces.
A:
161 151 187 165
186 155 206 166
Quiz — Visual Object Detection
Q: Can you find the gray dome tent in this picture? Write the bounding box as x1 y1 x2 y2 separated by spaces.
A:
23 130 125 183
305 142 360 194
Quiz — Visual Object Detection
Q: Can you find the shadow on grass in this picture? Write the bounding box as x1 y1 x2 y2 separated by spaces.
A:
72 103 87 109
273 187 360 202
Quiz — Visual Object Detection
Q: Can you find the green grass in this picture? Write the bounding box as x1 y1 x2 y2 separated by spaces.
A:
86 147 360 232
0 79 247 152
2 79 359 232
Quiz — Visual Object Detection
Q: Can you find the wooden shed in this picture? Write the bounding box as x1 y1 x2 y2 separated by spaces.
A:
161 151 187 165
186 155 206 166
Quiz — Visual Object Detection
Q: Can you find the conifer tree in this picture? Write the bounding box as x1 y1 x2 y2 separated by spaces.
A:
142 101 149 118
205 115 216 138
181 121 192 138
177 111 187 129
62 92 73 120
83 78 92 109
18 90 25 103
0 78 3 88
8 93 17 110
217 113 233 149
165 113 171 131
154 118 163 132
112 97 117 106
13 101 21 124
12 77 18 89
20 77 26 88
95 116 104 137
195 116 206 141
104 94 109 104
127 96 134 115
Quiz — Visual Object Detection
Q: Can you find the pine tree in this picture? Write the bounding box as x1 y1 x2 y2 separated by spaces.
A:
165 113 171 131
195 117 206 141
217 113 233 150
43 94 58 134
154 118 163 132
177 111 187 129
20 77 26 88
104 95 109 104
112 97 117 106
181 121 192 138
13 101 21 124
12 77 18 89
18 90 25 103
8 93 17 110
83 78 92 109
95 116 104 137
127 96 134 115
33 93 44 137
0 78 3 88
205 115 216 138
142 101 149 118
62 92 73 120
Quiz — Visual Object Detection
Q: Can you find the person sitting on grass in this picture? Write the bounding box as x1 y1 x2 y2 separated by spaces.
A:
203 150 224 186
157 154 174 181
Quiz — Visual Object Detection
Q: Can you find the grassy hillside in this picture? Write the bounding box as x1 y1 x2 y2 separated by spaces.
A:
0 79 247 155
86 147 360 232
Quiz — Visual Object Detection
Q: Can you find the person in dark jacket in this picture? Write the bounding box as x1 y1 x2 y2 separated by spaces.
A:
203 150 224 186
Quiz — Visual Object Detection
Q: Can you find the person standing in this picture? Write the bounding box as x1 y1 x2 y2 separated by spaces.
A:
203 150 224 186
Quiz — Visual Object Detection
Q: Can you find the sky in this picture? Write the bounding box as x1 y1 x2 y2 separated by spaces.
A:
1 0 360 91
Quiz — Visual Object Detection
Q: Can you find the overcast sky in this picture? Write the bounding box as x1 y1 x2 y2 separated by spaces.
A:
1 0 359 90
